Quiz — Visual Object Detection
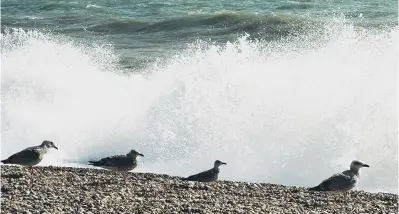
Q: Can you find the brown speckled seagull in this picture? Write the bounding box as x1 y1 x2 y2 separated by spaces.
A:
88 149 144 172
182 160 227 182
309 160 369 192
1 140 58 166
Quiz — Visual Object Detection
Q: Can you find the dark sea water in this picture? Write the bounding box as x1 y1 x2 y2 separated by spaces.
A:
2 0 397 68
1 1 398 193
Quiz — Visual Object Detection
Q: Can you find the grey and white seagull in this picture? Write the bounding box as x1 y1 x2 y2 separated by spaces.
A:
309 160 369 192
1 140 58 166
182 160 227 182
88 149 144 172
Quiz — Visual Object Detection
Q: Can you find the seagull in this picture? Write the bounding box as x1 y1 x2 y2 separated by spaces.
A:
1 140 58 166
88 149 144 172
182 160 227 182
309 160 370 192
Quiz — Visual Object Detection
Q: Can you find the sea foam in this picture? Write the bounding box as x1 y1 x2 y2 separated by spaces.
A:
1 20 397 193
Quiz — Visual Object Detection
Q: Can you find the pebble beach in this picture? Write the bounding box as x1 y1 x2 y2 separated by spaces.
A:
1 165 397 214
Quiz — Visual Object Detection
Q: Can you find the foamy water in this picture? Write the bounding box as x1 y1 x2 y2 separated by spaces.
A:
1 21 397 193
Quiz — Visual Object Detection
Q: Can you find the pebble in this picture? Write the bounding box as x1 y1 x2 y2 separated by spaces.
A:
0 165 397 214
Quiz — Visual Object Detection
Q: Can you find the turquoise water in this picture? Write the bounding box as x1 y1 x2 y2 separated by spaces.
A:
2 0 397 67
1 1 398 193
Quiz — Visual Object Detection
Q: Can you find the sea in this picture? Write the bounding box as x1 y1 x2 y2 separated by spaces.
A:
1 0 398 194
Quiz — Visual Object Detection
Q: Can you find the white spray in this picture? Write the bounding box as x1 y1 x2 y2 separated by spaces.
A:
1 21 397 193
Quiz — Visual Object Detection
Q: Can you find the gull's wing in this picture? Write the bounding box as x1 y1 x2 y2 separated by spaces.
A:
89 155 130 167
4 149 40 165
318 171 356 191
183 168 218 182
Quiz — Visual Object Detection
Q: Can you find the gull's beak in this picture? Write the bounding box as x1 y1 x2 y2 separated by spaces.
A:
363 164 369 167
139 153 144 157
222 162 227 165
53 145 58 150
